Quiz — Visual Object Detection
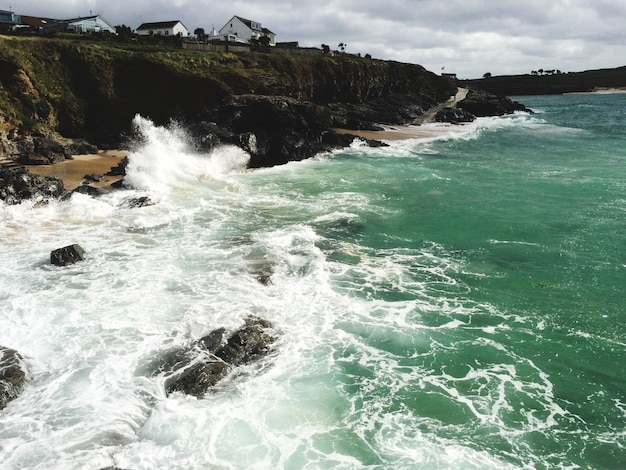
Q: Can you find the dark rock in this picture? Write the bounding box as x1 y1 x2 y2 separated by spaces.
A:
156 316 277 397
50 244 86 266
434 107 476 124
106 156 128 177
119 196 155 209
83 173 104 183
189 94 394 168
0 166 64 205
61 183 108 200
0 346 26 411
457 89 532 117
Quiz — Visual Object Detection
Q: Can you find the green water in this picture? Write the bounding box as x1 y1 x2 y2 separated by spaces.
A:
264 93 626 468
1 95 624 469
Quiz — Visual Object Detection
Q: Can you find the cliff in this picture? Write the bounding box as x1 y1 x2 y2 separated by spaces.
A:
461 66 626 96
0 35 455 152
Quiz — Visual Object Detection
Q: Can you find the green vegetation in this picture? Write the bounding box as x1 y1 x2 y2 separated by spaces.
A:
463 67 626 95
0 34 454 144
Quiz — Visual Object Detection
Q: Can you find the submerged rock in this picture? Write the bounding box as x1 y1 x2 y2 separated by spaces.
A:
154 316 277 397
0 346 26 411
50 243 86 266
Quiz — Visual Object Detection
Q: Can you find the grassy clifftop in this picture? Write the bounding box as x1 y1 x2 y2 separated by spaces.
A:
0 36 455 145
462 67 626 96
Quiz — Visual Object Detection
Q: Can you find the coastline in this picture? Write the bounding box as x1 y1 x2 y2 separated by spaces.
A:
25 150 127 193
331 123 470 142
565 87 626 95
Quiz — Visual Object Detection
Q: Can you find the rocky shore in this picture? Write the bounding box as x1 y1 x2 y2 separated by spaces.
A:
0 88 529 202
0 38 531 410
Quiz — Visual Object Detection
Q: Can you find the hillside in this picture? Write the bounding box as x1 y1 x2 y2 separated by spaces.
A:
0 35 455 147
462 66 626 96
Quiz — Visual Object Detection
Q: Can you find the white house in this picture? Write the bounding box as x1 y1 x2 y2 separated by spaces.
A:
211 16 275 45
136 20 189 37
43 15 116 34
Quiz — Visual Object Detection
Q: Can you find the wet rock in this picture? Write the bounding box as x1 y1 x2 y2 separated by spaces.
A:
106 156 128 177
0 166 64 205
457 89 532 117
119 196 155 209
157 316 277 397
50 243 86 266
0 346 26 411
434 107 476 124
61 183 108 200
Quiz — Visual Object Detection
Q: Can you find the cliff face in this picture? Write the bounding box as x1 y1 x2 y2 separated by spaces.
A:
0 36 455 150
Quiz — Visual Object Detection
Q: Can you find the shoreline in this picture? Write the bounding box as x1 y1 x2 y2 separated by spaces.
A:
25 150 127 194
331 122 471 142
566 87 626 95
23 125 460 192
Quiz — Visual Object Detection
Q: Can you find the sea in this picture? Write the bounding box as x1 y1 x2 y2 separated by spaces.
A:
1 93 625 469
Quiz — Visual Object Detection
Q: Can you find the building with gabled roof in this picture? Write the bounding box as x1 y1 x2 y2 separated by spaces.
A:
136 20 189 37
211 15 275 45
42 15 116 34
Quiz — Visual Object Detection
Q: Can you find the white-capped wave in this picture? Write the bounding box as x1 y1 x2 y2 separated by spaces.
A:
123 115 250 196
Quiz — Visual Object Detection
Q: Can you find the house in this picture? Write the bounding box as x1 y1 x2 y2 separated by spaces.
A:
15 15 61 32
0 9 20 31
136 20 189 37
211 15 275 45
42 15 117 34
442 72 457 80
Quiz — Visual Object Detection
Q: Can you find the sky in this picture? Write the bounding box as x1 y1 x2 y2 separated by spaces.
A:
7 0 626 79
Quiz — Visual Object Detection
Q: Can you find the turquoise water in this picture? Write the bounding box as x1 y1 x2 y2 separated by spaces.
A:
1 94 625 469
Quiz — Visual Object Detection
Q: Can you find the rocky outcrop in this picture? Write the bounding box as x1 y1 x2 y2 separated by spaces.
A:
434 107 476 124
457 89 532 117
0 346 26 411
0 166 64 205
50 244 86 266
153 316 277 397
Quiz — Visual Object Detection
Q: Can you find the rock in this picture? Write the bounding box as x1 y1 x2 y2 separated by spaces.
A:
434 107 476 124
50 244 86 266
61 183 108 200
106 156 128 177
457 89 532 117
119 196 155 209
157 316 277 397
0 166 64 205
0 346 26 411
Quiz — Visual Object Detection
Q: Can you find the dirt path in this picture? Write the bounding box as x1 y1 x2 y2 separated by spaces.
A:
413 87 468 124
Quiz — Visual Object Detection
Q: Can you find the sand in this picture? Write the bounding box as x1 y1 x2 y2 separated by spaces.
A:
26 150 127 193
332 122 470 142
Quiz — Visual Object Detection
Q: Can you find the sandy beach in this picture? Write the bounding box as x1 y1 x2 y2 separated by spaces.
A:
331 123 470 142
25 150 127 193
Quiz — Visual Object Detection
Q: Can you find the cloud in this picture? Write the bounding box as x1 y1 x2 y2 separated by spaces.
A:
11 0 626 78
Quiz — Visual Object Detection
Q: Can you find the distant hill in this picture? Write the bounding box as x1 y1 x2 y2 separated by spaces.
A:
461 66 626 96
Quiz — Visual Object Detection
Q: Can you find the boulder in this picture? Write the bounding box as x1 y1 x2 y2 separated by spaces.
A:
434 107 476 124
0 166 64 205
50 244 86 266
156 316 277 397
0 346 26 411
457 89 532 117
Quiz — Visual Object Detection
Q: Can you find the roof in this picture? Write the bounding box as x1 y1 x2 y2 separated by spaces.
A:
137 20 186 31
233 15 274 34
17 15 60 28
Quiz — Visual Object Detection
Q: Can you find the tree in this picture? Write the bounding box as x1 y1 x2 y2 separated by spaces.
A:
115 24 133 42
483 72 492 79
258 35 271 46
194 27 205 41
321 44 330 54
338 42 346 52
